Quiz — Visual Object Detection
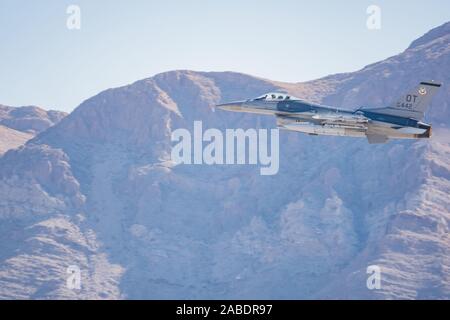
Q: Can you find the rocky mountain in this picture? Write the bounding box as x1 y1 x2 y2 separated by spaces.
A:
282 22 450 127
0 125 33 156
0 22 449 299
0 105 66 155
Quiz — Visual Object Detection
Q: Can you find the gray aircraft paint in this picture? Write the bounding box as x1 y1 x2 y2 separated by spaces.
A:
217 81 441 144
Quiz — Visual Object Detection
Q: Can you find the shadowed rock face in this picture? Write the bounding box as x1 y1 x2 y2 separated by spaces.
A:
0 22 449 299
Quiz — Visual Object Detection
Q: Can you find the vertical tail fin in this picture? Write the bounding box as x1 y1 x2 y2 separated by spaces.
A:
364 81 441 120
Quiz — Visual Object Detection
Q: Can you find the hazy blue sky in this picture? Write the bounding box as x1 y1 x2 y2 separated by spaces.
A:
1 0 449 111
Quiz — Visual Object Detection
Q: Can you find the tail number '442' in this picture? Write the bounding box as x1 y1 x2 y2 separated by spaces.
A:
397 94 418 109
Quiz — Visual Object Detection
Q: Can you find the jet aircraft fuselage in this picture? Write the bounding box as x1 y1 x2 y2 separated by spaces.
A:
218 82 441 144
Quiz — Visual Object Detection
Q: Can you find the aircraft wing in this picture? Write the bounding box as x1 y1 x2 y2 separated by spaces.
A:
276 112 368 123
275 113 369 127
310 113 369 124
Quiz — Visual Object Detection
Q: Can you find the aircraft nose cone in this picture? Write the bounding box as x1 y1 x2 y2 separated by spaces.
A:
216 101 245 111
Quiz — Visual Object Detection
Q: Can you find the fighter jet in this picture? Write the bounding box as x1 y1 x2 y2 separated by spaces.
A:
217 81 441 144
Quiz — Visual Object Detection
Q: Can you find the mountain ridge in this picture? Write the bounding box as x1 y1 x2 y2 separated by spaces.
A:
0 21 449 299
0 104 66 155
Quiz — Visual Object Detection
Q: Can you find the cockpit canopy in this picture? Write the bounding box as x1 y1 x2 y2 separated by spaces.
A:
253 92 299 101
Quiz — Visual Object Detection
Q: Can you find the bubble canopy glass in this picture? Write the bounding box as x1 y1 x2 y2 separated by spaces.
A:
253 93 299 101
